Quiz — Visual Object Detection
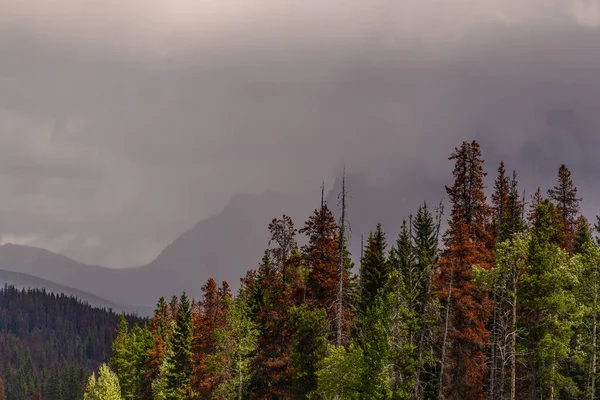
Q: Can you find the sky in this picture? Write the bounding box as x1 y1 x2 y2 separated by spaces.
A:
1 0 600 267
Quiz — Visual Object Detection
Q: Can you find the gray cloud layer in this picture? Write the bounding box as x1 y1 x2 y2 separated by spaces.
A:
1 0 600 266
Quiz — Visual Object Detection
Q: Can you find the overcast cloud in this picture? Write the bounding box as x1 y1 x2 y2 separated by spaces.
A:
1 0 599 267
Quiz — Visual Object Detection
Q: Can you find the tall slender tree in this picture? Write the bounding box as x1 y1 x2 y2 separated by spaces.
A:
436 140 494 400
166 292 194 399
548 164 582 253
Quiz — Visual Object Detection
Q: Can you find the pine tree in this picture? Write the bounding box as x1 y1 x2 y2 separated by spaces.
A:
574 216 594 255
575 237 600 400
84 364 123 400
192 279 230 398
289 306 329 399
437 140 494 400
110 315 134 399
521 200 579 398
548 164 582 253
492 161 510 240
411 202 443 399
357 292 393 399
63 366 83 400
45 367 63 400
358 223 390 324
166 292 194 399
299 198 340 336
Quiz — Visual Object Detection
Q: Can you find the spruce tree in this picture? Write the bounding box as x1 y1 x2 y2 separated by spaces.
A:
492 161 510 240
521 200 579 398
437 140 494 400
358 223 390 323
45 367 63 400
289 306 329 399
166 292 194 399
548 164 582 253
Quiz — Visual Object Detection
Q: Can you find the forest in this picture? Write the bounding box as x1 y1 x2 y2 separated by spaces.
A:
0 286 144 400
4 140 600 400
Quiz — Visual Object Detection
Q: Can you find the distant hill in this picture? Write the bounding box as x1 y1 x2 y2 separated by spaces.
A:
0 191 315 306
0 178 448 308
0 269 152 316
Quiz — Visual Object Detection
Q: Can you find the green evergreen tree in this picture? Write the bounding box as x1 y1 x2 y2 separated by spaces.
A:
63 366 83 400
521 200 580 398
166 292 193 399
111 315 136 399
45 367 63 400
358 223 390 324
84 364 123 400
357 292 393 399
289 306 329 399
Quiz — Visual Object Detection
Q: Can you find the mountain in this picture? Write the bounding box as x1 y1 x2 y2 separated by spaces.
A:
0 175 447 308
0 268 152 316
0 191 315 306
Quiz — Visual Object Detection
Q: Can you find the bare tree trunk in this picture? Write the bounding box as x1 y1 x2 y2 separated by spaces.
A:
238 354 243 400
510 290 517 400
336 169 347 348
438 276 453 400
490 289 498 400
591 285 598 400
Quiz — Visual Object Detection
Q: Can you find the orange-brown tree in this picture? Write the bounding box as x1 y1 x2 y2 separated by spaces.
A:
299 195 347 339
436 140 494 399
249 216 305 399
191 279 231 399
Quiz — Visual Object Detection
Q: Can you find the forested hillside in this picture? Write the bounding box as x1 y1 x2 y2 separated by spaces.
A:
81 140 600 399
0 286 144 400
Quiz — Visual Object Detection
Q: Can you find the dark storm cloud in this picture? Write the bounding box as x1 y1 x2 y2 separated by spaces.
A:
1 0 599 266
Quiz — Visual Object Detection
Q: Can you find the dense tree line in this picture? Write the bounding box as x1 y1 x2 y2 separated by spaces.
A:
93 140 600 399
0 286 144 400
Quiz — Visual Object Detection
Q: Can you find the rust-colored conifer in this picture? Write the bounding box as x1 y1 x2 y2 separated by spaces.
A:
436 140 494 400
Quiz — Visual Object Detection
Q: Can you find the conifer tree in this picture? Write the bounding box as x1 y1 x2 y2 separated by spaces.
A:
110 315 133 399
0 378 5 400
358 223 390 324
411 202 443 399
45 367 63 400
299 198 340 335
144 298 171 400
437 140 494 399
166 292 193 399
492 161 510 240
574 216 594 255
521 200 579 398
192 279 230 398
357 292 393 399
575 237 600 400
548 164 582 253
289 306 329 399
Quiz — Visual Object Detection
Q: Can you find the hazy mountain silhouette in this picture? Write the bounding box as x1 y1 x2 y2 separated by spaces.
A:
0 174 447 307
0 191 315 306
0 268 152 316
